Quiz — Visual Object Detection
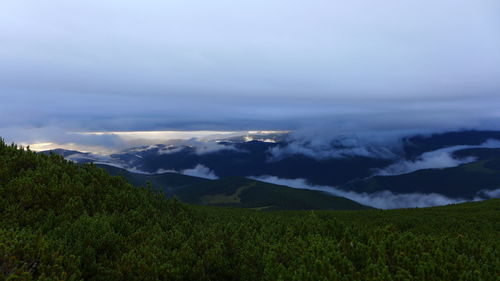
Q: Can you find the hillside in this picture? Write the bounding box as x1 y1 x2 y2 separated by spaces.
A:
403 130 500 158
96 164 210 195
106 141 393 186
174 177 370 210
1 140 498 280
42 131 500 192
97 164 369 211
343 156 500 198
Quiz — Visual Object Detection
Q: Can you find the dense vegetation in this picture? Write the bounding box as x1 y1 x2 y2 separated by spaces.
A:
1 140 499 280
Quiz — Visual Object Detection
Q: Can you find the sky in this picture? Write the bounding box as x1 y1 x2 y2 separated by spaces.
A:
1 0 500 148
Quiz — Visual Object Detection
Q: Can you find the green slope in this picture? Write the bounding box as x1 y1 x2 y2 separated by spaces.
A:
174 177 371 210
96 164 370 210
344 157 500 198
96 163 210 195
97 164 369 211
1 140 499 280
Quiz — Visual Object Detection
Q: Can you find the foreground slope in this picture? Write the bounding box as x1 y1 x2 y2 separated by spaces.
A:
1 140 498 280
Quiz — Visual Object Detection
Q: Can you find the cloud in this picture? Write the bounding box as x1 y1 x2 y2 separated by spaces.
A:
79 157 218 180
130 163 219 179
269 131 405 160
1 126 126 154
477 188 500 199
374 139 500 176
268 140 397 160
251 175 499 209
0 1 500 137
94 162 157 175
157 139 239 155
66 152 102 162
180 164 218 179
192 142 237 155
4 128 248 154
157 146 185 155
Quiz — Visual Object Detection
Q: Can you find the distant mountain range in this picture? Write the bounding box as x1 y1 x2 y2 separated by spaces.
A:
43 130 500 207
403 130 500 158
342 149 500 198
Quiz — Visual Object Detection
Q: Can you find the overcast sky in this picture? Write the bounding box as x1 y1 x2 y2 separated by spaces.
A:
1 0 500 146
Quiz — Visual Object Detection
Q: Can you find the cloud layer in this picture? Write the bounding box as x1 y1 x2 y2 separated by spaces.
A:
374 139 500 176
1 0 500 140
252 176 499 209
269 132 403 160
179 164 218 179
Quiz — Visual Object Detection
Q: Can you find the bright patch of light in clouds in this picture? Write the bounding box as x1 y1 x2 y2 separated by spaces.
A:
24 130 288 153
74 130 287 141
75 130 243 140
25 142 115 154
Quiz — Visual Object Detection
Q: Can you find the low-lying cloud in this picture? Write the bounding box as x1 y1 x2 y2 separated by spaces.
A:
157 139 239 155
251 175 499 209
179 164 218 179
88 159 219 180
477 188 500 199
374 139 500 176
269 132 404 160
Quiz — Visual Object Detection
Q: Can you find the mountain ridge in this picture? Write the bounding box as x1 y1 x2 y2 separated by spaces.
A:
41 130 500 203
97 163 371 211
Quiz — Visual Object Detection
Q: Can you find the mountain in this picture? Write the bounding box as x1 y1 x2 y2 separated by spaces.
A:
40 148 96 163
96 164 370 210
453 147 500 160
40 148 89 158
96 163 210 195
42 141 393 186
173 177 371 210
403 130 500 158
70 141 394 186
41 130 500 200
342 155 500 198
